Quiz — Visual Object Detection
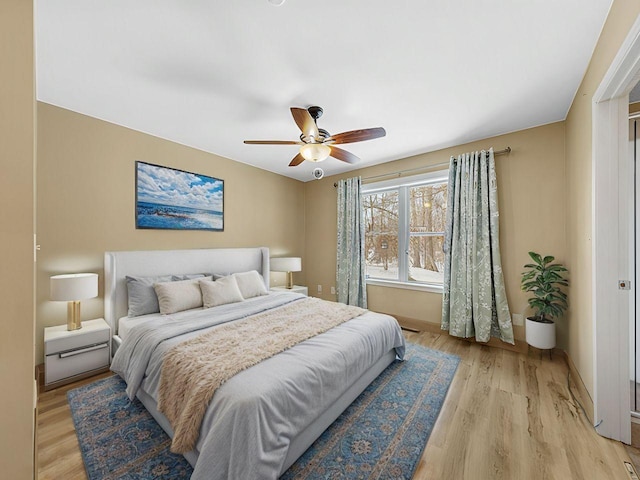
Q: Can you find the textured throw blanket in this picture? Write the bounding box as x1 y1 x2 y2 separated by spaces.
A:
158 297 366 454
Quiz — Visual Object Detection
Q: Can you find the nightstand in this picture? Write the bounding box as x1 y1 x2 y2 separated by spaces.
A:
270 285 308 296
44 318 110 391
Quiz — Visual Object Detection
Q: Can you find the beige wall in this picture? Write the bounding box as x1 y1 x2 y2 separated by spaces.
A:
565 0 640 397
0 0 36 477
36 103 306 362
28 0 640 446
304 122 567 344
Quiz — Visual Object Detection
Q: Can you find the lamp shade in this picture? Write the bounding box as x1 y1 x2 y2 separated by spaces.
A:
50 273 98 301
270 257 302 273
300 143 331 162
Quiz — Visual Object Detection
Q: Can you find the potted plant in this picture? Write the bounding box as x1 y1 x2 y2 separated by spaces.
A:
520 252 568 350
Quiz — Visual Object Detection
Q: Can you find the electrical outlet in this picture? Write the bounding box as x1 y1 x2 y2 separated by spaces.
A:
512 313 524 326
331 286 336 295
624 461 640 480
317 284 322 294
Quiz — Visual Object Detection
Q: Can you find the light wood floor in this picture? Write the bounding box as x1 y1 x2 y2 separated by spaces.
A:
38 330 639 479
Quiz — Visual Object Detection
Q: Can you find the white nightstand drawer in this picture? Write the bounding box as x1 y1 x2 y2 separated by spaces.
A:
45 342 109 385
45 318 110 355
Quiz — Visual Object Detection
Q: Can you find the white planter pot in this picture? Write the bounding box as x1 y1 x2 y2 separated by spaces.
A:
525 317 556 350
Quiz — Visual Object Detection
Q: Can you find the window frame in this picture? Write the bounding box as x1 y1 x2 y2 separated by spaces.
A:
362 169 448 293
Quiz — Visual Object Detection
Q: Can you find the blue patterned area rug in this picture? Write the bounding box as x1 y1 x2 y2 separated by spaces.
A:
68 343 459 479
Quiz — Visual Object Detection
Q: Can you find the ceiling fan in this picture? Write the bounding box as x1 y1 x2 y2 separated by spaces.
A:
244 106 386 167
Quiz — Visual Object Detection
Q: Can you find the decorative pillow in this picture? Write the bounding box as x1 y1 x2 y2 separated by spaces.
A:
172 274 207 281
233 270 268 299
126 275 172 317
154 276 211 315
212 273 230 280
200 276 244 308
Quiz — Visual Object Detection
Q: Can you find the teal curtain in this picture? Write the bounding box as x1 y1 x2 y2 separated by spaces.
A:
441 149 514 344
336 177 367 308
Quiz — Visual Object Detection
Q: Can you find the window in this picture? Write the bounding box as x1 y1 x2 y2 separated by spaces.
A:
362 170 448 291
363 190 399 280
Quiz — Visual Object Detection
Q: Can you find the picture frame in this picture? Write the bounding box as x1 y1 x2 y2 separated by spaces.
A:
135 161 224 231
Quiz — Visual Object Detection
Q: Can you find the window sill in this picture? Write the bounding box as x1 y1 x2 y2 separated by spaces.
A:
366 279 444 294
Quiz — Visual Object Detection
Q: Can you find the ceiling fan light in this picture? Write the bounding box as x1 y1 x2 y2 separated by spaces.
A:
300 143 331 162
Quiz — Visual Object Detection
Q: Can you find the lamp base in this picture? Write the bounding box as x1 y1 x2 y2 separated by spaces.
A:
67 301 82 331
286 271 293 289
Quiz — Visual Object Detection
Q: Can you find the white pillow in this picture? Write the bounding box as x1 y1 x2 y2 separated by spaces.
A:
200 276 244 308
233 270 268 299
154 276 211 315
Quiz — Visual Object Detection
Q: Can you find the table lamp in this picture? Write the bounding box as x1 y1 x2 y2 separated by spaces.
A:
50 273 98 331
270 257 302 289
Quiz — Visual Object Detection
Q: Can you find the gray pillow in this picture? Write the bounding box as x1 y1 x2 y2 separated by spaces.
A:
172 274 206 281
126 275 172 317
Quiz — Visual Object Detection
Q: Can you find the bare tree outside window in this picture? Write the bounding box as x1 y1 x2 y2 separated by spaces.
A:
363 190 399 280
408 183 447 283
363 179 448 285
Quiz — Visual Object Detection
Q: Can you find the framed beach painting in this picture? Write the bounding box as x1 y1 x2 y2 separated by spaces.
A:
135 161 224 231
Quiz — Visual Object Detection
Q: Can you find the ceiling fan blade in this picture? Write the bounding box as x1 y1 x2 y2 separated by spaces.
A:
326 127 386 144
244 140 303 145
329 146 360 164
288 153 305 167
290 107 320 140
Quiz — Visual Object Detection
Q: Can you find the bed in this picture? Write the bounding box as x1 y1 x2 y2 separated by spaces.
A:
105 247 405 479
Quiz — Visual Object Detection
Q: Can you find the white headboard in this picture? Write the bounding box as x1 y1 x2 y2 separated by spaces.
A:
104 247 270 334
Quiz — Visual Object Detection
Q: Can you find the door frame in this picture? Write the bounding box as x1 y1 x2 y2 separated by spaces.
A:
592 13 640 443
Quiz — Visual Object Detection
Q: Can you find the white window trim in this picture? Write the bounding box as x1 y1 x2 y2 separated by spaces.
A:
361 169 449 194
366 278 444 293
362 168 448 291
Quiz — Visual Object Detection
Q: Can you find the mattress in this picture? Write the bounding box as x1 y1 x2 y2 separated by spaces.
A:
112 292 405 479
117 314 156 341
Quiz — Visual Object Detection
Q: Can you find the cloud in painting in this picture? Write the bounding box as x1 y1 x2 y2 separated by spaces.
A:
136 162 223 212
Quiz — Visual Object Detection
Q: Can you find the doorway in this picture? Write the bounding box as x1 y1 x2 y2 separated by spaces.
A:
592 14 640 445
631 103 640 423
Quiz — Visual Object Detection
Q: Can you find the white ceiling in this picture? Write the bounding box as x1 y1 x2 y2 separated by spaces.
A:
36 1 613 182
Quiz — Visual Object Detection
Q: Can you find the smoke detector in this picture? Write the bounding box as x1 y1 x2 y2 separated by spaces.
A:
312 167 324 180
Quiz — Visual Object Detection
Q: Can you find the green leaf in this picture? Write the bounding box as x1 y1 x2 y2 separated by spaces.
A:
548 264 567 272
523 263 542 270
528 252 543 265
521 251 569 320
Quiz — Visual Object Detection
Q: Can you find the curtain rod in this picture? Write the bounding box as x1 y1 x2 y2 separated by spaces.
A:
333 146 511 187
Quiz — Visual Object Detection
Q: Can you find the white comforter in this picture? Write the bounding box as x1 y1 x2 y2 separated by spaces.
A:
111 292 405 480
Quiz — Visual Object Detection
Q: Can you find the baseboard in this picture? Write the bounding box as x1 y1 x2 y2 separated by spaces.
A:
390 313 528 354
395 315 442 334
562 350 594 424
